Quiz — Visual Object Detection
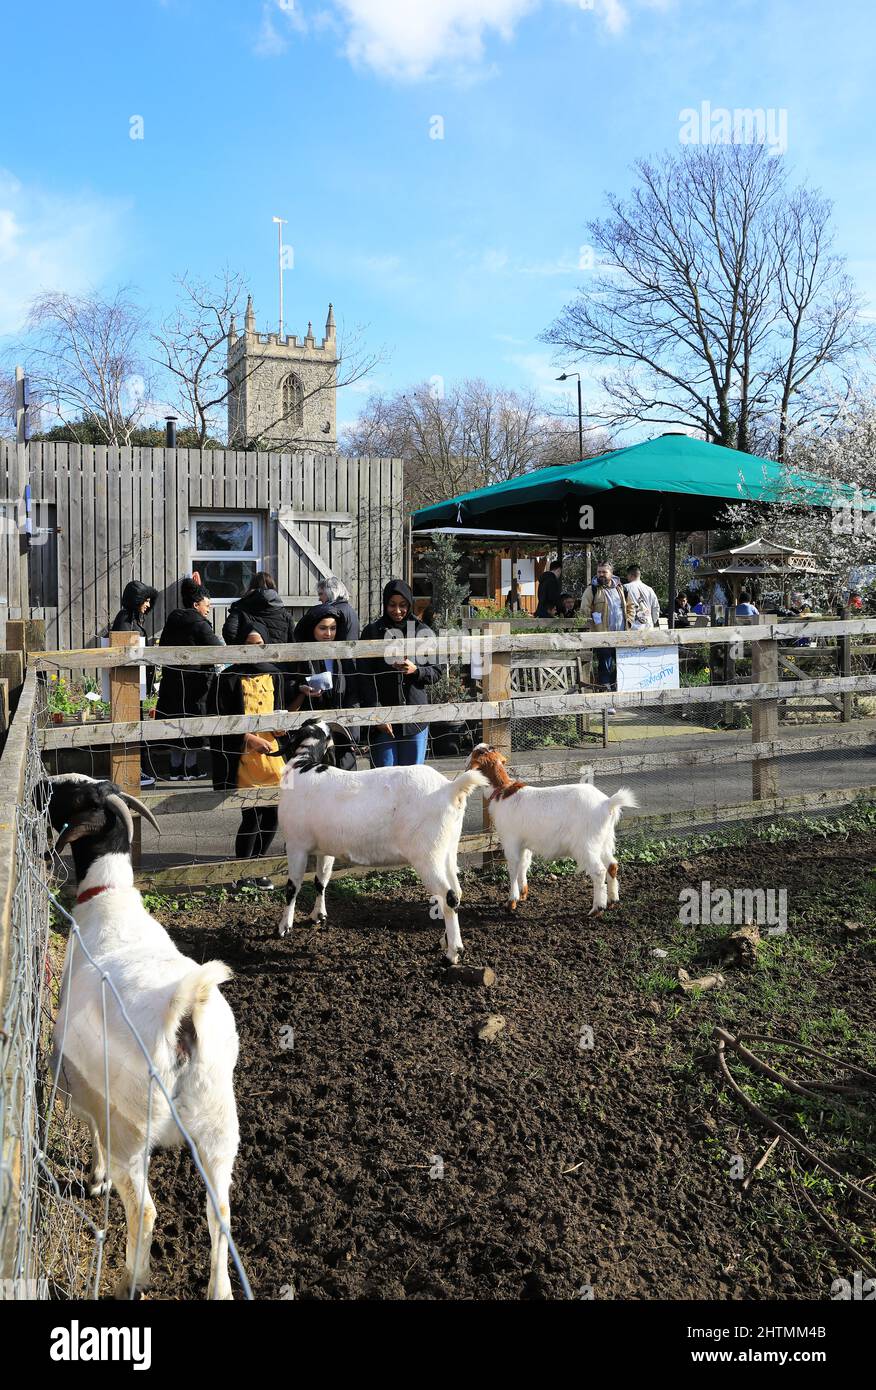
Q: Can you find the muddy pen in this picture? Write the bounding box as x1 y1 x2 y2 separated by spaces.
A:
2 617 876 1304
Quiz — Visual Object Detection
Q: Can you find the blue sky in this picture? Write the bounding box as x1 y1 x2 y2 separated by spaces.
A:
2 0 875 432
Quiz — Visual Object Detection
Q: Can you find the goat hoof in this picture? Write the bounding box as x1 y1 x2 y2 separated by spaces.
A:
507 900 518 913
588 906 605 917
89 1178 110 1198
113 1276 148 1300
309 912 327 926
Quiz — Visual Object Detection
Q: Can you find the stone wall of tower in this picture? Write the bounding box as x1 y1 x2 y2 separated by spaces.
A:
227 301 338 449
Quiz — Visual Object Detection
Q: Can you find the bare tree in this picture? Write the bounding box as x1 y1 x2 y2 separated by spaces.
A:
543 145 869 461
0 370 16 438
341 378 599 512
152 269 252 447
23 288 153 445
725 380 876 595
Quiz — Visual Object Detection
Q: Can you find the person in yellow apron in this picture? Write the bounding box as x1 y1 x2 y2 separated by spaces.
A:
210 629 288 889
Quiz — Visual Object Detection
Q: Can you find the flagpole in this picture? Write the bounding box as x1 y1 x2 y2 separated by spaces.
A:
272 216 287 337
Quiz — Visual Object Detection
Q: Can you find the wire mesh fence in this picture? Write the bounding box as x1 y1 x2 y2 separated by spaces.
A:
29 625 876 879
0 674 252 1299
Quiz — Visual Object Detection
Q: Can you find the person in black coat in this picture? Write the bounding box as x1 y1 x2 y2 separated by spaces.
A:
288 603 351 714
316 576 362 714
221 572 296 651
156 579 224 780
111 580 158 637
358 578 439 766
535 560 563 617
209 630 289 887
109 579 159 786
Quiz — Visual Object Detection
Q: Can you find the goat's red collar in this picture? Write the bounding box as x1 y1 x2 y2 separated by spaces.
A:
76 884 111 906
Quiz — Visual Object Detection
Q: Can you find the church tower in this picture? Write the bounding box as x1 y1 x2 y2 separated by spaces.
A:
227 297 338 449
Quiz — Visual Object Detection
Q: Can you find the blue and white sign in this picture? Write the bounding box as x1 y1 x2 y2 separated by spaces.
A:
616 645 680 692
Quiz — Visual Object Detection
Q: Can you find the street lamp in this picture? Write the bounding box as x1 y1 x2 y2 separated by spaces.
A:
556 372 583 459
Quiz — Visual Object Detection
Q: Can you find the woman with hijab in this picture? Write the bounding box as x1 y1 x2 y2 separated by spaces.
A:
111 580 158 637
288 603 350 713
109 579 160 786
157 578 224 780
358 578 439 767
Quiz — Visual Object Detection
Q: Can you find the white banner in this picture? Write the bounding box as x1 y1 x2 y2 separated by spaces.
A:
615 645 680 692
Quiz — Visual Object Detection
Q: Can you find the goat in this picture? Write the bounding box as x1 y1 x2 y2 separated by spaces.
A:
276 721 487 962
43 773 240 1300
466 744 637 915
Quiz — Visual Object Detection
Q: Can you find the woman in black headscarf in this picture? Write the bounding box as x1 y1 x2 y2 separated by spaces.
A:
109 579 160 786
156 578 224 780
358 578 439 767
288 603 350 713
111 580 158 637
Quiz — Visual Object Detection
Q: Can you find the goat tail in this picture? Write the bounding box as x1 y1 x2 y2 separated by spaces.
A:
447 768 489 809
602 786 638 822
165 960 233 1047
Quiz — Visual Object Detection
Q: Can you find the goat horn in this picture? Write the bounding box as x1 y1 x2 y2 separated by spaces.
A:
105 793 135 844
48 772 98 783
116 791 160 835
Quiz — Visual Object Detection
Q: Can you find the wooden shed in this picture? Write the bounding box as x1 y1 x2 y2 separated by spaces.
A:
0 442 404 647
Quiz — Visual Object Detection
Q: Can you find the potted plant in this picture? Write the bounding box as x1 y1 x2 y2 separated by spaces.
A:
47 676 83 725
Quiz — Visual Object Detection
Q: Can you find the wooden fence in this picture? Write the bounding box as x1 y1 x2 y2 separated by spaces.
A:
27 617 876 889
0 442 404 650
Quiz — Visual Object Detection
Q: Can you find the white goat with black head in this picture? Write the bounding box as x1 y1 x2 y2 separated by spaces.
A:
276 721 487 962
43 773 240 1300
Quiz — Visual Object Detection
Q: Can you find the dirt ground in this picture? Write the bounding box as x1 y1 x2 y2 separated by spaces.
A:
88 829 876 1301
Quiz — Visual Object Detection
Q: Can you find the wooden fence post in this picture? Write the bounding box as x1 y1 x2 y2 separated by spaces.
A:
751 636 779 800
840 632 852 722
480 621 512 831
110 632 142 865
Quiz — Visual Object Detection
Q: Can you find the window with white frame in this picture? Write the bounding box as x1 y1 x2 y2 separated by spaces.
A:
191 513 263 602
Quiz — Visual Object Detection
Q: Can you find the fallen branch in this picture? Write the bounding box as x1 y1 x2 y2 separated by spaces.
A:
713 1028 876 1210
678 968 724 993
740 1135 782 1194
789 1165 876 1279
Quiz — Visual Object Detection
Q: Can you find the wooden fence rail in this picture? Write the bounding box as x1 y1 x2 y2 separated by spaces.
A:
35 675 876 751
31 617 876 669
21 619 876 885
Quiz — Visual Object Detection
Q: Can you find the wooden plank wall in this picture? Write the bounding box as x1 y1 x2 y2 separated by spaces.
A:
0 443 404 648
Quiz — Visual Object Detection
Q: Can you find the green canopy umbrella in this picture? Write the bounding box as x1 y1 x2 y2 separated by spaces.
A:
412 433 875 625
412 433 874 538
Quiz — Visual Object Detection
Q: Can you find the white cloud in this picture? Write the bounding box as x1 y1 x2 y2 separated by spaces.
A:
255 0 657 78
0 172 130 337
334 0 538 80
253 0 307 57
